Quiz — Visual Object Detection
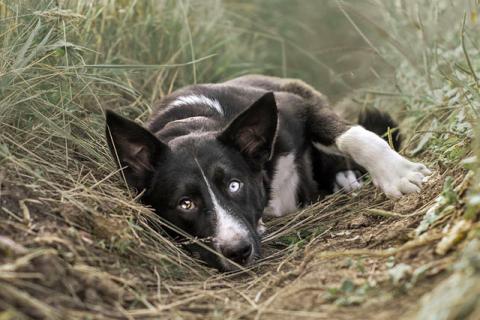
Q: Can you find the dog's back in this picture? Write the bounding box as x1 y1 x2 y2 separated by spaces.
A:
145 75 399 205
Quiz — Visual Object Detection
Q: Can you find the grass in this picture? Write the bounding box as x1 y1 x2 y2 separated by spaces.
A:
0 0 479 319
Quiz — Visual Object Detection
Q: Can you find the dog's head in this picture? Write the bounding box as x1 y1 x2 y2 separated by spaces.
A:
105 92 278 271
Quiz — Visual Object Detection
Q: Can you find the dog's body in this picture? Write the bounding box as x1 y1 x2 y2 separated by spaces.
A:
106 75 430 270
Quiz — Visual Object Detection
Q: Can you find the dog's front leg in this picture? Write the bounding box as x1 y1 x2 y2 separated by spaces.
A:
309 109 431 199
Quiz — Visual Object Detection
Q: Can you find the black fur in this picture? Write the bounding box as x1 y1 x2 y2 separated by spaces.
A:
358 107 402 151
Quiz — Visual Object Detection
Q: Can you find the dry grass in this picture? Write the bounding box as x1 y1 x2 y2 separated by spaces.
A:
0 1 479 319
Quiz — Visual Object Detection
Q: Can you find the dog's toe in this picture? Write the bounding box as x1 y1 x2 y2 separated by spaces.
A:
415 163 432 176
257 218 266 236
399 177 421 194
335 170 363 193
407 171 426 187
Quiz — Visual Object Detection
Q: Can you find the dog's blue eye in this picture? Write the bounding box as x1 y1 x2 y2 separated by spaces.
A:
228 180 242 193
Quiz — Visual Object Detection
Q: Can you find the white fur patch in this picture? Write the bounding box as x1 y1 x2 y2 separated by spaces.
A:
195 160 249 249
256 218 266 236
265 153 299 217
170 95 224 115
336 126 431 199
334 170 363 193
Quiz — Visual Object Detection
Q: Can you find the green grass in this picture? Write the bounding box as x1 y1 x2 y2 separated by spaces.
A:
0 0 479 319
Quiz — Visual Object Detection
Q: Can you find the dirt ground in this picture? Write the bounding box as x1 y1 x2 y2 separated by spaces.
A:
235 165 465 319
1 158 476 319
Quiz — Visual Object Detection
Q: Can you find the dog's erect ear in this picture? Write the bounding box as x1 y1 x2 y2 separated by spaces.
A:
105 110 168 191
218 92 278 168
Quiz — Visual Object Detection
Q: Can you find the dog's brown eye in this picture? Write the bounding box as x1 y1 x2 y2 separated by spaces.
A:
178 198 196 211
228 180 242 193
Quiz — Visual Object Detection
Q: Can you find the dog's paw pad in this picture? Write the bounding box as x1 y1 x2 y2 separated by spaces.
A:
334 170 363 193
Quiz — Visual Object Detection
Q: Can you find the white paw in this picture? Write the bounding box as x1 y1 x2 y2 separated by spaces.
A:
371 152 431 199
333 170 363 193
257 218 266 236
335 126 431 199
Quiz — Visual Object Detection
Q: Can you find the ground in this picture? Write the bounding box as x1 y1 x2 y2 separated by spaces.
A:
1 157 477 319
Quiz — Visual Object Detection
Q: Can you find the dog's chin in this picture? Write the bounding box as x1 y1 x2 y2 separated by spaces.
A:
218 252 256 272
186 243 257 272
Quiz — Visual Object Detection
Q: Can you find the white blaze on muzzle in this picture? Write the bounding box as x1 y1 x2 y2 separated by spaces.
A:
194 159 250 250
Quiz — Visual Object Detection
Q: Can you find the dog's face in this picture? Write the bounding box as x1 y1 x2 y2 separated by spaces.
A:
106 93 278 270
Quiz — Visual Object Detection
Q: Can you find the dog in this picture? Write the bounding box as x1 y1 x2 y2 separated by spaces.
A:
105 75 431 271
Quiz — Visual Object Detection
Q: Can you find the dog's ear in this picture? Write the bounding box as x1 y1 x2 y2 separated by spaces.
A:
105 110 168 191
218 92 278 168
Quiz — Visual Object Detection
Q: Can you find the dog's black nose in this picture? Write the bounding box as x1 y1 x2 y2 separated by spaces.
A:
221 241 253 265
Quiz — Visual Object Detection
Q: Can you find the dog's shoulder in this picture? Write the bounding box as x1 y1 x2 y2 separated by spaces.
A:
145 76 323 149
146 83 268 138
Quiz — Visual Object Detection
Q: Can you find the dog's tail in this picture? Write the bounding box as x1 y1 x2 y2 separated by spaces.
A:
334 98 402 151
357 107 402 151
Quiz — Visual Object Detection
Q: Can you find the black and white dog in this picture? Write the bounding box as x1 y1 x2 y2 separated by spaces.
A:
105 75 431 271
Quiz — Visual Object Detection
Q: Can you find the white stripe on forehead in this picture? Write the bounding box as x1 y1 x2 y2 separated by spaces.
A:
170 94 224 115
194 158 249 246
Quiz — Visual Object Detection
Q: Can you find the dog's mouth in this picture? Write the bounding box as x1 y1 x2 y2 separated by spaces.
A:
220 250 257 271
183 237 259 271
217 247 257 272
